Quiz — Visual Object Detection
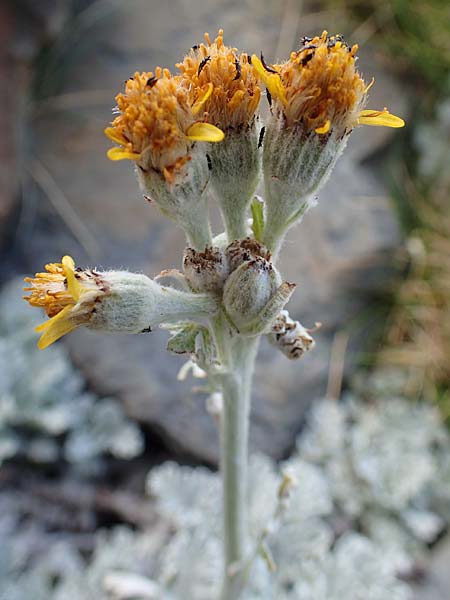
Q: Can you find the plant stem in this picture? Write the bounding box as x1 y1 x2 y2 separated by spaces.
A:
262 219 288 260
262 187 291 259
262 182 310 259
220 197 249 241
184 213 213 251
211 314 259 600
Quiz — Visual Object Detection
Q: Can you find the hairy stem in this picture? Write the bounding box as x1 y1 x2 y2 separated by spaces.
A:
262 218 288 260
211 313 259 600
219 196 250 241
262 181 311 259
184 214 213 251
262 187 291 259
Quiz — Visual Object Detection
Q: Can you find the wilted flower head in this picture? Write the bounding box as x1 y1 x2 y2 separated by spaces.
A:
252 31 405 254
252 31 404 136
23 256 106 349
177 30 261 131
105 67 223 183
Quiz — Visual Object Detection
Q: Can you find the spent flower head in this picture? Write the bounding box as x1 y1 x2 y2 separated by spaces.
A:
105 67 223 183
23 256 106 349
252 31 404 136
177 29 261 131
176 30 263 240
253 31 405 253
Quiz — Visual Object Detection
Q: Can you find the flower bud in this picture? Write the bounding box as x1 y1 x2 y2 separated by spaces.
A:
268 310 315 359
225 237 271 273
183 246 229 293
223 257 295 335
24 256 219 349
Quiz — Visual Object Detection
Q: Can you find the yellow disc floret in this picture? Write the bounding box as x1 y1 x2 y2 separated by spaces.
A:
105 67 223 182
252 31 404 134
177 30 261 130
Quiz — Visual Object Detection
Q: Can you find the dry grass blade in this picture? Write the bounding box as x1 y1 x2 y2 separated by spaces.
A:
28 159 99 258
326 330 349 400
274 0 302 61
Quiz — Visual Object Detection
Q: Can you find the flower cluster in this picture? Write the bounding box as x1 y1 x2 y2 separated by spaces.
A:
25 28 404 348
105 29 403 180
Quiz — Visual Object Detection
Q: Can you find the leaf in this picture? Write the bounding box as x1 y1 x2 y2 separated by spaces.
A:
194 328 214 365
250 197 265 242
167 323 211 356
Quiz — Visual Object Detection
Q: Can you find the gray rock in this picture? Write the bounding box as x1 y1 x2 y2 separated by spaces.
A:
17 0 405 463
0 3 19 249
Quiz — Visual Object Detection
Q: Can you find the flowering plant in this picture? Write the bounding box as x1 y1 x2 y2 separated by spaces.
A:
24 29 403 599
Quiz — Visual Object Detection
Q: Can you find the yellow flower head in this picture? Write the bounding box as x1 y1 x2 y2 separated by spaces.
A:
23 256 105 349
105 67 224 183
252 31 404 135
177 30 261 130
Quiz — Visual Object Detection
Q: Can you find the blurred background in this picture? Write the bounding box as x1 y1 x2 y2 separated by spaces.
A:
0 0 450 598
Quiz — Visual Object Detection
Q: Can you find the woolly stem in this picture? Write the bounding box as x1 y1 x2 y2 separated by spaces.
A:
211 313 259 600
262 216 289 260
208 128 261 243
219 196 249 241
262 183 310 260
182 208 213 251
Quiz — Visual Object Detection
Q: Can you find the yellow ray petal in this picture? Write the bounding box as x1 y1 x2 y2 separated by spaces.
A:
104 127 127 145
251 55 287 106
107 147 141 161
62 255 82 302
315 119 331 134
62 255 75 271
186 122 224 142
35 305 73 333
192 82 214 115
37 317 78 349
358 109 405 128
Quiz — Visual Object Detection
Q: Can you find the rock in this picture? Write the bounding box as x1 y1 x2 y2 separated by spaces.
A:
12 0 405 463
0 0 72 266
0 3 19 250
